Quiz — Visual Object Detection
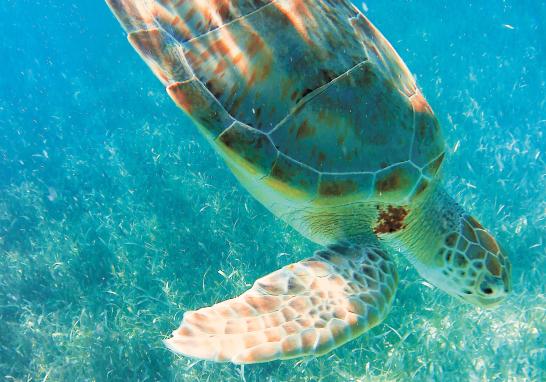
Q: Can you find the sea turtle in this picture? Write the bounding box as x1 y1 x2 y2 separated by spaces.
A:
106 0 512 364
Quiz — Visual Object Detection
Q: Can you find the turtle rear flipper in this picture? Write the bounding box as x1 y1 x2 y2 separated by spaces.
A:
165 244 397 364
119 22 239 141
128 29 193 84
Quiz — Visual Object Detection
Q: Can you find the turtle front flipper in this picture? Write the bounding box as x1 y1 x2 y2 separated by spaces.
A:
165 244 397 364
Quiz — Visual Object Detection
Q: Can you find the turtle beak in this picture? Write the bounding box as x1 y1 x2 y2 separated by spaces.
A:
465 274 510 309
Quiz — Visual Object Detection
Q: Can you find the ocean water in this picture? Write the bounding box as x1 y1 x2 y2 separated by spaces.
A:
0 0 544 381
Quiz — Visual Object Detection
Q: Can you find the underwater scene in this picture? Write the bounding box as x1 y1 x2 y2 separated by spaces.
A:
1 0 545 381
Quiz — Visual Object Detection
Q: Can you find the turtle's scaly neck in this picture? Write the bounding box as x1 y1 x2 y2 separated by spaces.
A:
386 182 463 266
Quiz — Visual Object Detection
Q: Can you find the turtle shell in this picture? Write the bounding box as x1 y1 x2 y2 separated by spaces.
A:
110 0 445 205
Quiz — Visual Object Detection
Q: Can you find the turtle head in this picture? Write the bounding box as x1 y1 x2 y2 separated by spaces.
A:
398 184 512 309
430 215 512 308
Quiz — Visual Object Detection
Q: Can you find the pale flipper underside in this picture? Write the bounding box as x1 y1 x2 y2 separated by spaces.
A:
165 244 398 364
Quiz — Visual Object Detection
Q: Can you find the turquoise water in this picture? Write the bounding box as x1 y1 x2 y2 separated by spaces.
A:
1 0 544 380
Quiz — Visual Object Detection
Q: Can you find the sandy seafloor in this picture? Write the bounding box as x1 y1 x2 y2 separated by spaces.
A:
0 1 544 381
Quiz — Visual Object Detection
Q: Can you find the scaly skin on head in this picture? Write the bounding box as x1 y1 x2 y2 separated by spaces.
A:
388 182 512 308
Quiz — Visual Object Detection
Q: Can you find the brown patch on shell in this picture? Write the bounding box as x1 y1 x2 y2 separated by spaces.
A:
246 32 265 58
318 152 327 164
410 92 432 113
270 162 287 180
168 82 193 113
301 88 314 98
414 178 430 196
318 179 358 197
373 205 409 234
208 38 231 56
416 115 428 140
296 120 315 139
375 168 406 193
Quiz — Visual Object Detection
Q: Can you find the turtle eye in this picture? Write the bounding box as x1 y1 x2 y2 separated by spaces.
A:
480 285 493 295
479 275 505 296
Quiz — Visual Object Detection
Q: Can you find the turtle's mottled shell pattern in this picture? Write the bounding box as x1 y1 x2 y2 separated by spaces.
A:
113 0 445 206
